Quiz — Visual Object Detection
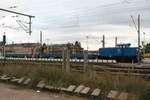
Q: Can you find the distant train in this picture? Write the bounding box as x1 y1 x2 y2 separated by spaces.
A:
143 53 150 58
4 43 139 63
5 53 97 59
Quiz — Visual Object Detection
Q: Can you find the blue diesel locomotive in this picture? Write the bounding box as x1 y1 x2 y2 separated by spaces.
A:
98 43 138 62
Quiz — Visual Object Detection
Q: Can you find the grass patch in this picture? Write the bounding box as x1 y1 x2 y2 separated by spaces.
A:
0 63 149 100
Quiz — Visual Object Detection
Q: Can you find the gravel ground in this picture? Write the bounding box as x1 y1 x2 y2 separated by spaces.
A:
0 83 88 100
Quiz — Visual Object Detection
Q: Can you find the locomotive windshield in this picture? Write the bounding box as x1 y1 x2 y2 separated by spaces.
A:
116 43 131 48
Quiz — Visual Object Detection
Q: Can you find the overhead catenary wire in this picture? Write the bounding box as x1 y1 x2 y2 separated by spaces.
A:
35 2 150 29
1 0 149 30
130 15 138 32
1 0 149 19
28 0 149 16
0 0 149 46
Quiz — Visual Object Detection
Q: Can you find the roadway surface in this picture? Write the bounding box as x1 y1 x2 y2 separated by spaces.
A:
0 83 88 100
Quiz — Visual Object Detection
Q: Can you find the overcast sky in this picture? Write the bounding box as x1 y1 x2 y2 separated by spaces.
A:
0 0 150 50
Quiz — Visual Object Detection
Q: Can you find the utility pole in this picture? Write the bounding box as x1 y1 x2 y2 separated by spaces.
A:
29 16 32 35
40 31 43 45
102 35 105 48
86 36 89 51
138 14 141 64
130 14 141 64
115 37 118 47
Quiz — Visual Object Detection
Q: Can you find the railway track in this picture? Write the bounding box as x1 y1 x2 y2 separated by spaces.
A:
0 58 150 80
93 65 150 74
92 65 150 80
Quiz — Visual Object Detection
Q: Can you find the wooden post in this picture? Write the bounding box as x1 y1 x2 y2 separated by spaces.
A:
62 47 70 72
62 48 66 71
84 50 88 72
66 48 70 72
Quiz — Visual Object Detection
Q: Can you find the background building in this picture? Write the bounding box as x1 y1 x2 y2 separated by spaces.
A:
0 43 41 54
0 41 84 55
43 41 84 54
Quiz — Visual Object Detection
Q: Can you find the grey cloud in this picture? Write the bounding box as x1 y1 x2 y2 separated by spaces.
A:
0 0 150 50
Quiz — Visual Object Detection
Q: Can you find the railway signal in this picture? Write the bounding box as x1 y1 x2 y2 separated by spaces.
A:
3 34 6 45
2 33 6 66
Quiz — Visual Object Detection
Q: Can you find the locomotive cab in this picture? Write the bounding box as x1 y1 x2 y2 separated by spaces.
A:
99 43 138 63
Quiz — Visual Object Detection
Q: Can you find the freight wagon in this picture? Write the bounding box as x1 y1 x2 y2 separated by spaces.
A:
5 53 97 59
